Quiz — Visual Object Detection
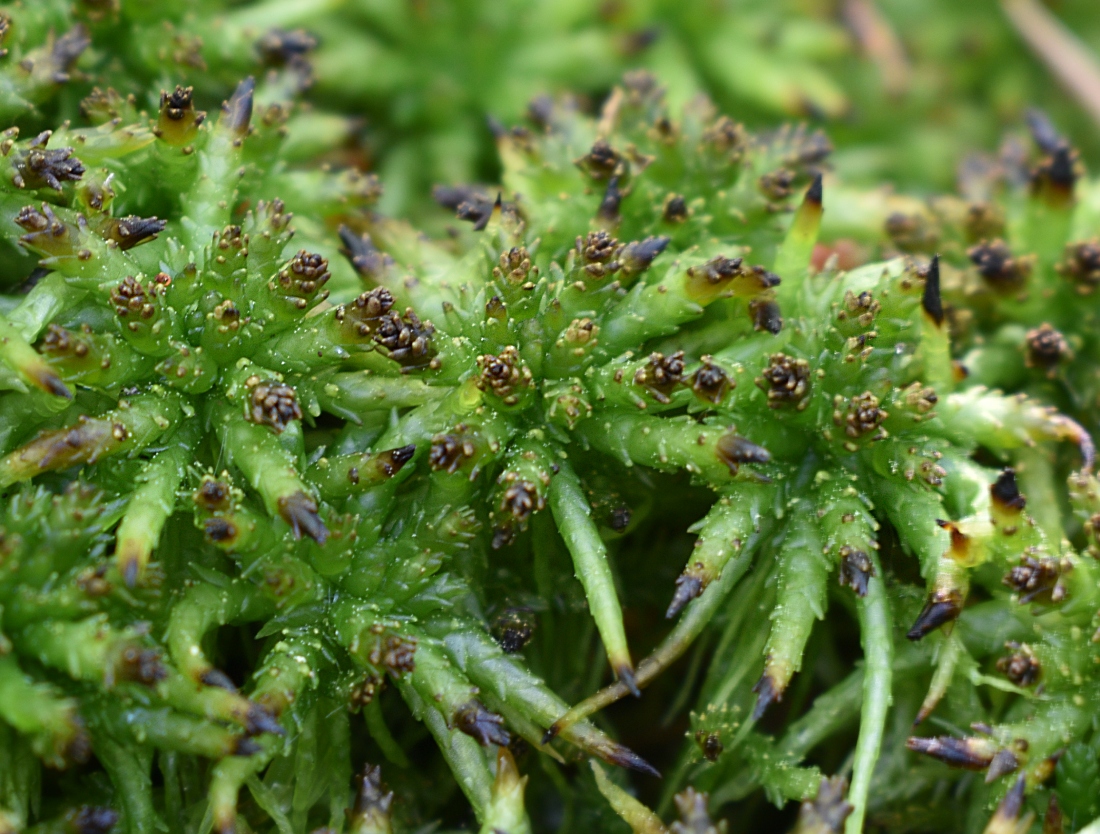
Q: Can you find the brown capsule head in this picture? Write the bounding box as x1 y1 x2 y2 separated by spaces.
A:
432 185 497 230
996 641 1040 687
476 346 531 405
596 175 624 223
1003 554 1071 604
838 547 874 597
666 573 704 619
920 255 944 326
663 193 689 223
203 517 239 545
1056 239 1100 294
759 167 796 202
277 250 330 305
794 777 852 834
749 297 783 334
670 787 723 834
453 701 511 747
337 226 393 280
429 428 477 474
194 477 233 513
247 380 302 433
691 357 731 405
990 469 1026 512
491 607 535 653
835 392 888 440
702 115 746 156
276 491 328 544
905 735 996 770
575 139 623 180
116 645 168 685
634 351 684 403
104 215 167 251
347 765 394 831
576 230 622 273
694 731 724 763
968 239 1033 291
373 309 435 367
66 806 119 834
1025 323 1069 371
493 246 537 286
257 28 317 66
906 588 963 640
758 353 810 409
156 85 205 145
368 632 417 675
716 434 771 475
12 145 85 191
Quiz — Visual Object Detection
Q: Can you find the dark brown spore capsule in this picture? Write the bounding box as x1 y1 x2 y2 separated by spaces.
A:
195 479 232 512
751 671 781 721
920 255 944 325
836 391 888 439
691 357 731 405
666 573 703 619
906 588 963 640
620 235 669 275
492 608 535 653
453 701 511 747
634 351 684 403
597 175 624 223
804 171 823 205
203 517 238 544
338 226 393 280
12 142 86 191
432 185 499 230
370 633 417 675
905 735 995 770
663 193 689 223
990 469 1026 511
277 491 328 544
716 434 771 475
117 646 168 685
243 702 285 737
429 430 476 473
695 730 724 763
248 381 302 433
759 353 810 409
257 28 317 65
1057 239 1100 293
996 641 1040 687
68 806 120 834
794 777 852 834
103 215 167 250
575 139 622 180
838 546 875 596
373 309 435 367
200 668 238 692
749 297 783 334
1003 554 1071 604
278 250 331 304
1025 323 1069 371
347 765 394 830
968 239 1032 290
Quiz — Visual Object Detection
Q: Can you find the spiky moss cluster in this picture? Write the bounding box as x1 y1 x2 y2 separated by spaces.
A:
479 78 1100 833
307 0 1100 215
0 38 855 834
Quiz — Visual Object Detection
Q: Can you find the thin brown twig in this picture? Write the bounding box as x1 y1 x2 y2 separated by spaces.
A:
1003 0 1100 130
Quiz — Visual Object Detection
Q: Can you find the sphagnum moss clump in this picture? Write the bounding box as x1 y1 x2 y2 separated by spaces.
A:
1 10 1100 834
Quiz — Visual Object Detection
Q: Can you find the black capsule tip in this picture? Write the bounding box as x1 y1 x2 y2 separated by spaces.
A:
1025 108 1062 155
805 172 823 206
906 590 962 641
37 368 73 399
200 668 239 693
223 77 255 136
541 723 561 745
277 491 329 545
615 662 641 698
921 255 944 326
245 703 286 737
601 742 661 779
992 774 1027 820
985 748 1020 783
990 468 1026 511
751 672 782 721
390 444 416 468
666 573 703 619
70 806 120 834
233 736 262 757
